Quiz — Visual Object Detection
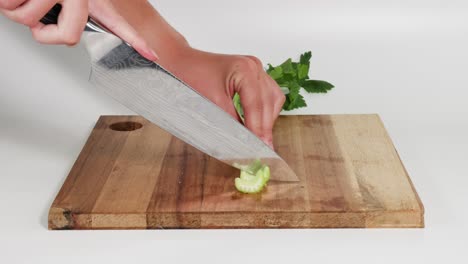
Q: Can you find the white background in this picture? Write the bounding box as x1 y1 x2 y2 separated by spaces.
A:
1 0 468 263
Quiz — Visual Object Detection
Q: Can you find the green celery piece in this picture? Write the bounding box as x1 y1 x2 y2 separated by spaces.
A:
233 159 263 175
233 93 245 123
235 175 265 194
245 159 263 174
240 170 257 181
262 166 270 182
235 165 270 194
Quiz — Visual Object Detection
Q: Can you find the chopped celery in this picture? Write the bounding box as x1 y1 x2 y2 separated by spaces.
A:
234 159 263 175
262 166 270 182
235 165 270 194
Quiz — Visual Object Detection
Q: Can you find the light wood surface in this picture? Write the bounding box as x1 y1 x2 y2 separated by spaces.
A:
48 114 424 229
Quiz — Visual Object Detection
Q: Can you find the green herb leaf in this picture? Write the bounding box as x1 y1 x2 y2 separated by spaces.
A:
302 80 335 93
297 64 309 80
267 63 274 72
268 66 283 80
283 82 306 111
235 51 333 113
284 93 306 111
280 59 294 74
300 51 312 65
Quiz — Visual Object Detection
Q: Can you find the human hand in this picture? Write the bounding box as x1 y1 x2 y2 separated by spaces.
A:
0 0 158 60
100 1 285 148
168 49 286 148
1 0 285 148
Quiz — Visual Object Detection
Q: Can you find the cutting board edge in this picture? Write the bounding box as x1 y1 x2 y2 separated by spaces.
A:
375 116 425 214
48 207 424 230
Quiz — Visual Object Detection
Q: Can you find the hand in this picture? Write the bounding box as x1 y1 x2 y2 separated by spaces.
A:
168 49 286 148
101 1 286 148
0 0 158 60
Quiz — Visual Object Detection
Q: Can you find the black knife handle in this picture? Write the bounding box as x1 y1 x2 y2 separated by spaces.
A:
39 4 105 34
40 4 62 25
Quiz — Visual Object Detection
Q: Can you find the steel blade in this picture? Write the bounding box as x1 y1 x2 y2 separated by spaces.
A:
83 32 298 182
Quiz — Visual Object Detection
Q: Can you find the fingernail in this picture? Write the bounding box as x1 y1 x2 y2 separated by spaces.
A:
150 49 159 61
142 45 159 61
267 142 274 149
260 136 274 149
261 137 274 149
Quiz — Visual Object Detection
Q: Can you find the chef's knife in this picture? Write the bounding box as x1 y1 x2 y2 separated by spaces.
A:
41 5 298 182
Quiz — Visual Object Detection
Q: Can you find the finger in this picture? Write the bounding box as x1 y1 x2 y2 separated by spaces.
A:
244 55 263 69
232 56 276 147
1 0 56 27
260 75 286 150
0 0 26 11
261 103 275 149
260 79 277 148
238 77 273 147
245 55 283 124
244 55 283 143
225 101 242 123
89 0 158 61
31 0 88 45
210 95 242 122
266 76 285 117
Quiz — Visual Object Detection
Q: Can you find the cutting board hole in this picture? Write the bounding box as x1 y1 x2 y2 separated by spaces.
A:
109 121 143 132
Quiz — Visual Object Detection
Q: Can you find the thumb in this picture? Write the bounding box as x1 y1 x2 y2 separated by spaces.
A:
89 0 159 61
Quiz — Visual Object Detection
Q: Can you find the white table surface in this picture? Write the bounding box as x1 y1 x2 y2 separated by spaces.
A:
1 0 467 263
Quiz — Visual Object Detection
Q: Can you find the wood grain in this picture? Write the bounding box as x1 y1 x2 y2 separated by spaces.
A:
48 114 424 229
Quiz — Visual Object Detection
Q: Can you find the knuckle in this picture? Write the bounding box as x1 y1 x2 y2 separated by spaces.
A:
278 93 286 104
210 96 225 109
274 85 284 95
278 85 286 96
233 56 260 73
88 0 105 13
273 88 286 105
248 123 263 135
245 55 262 67
0 0 17 10
30 28 47 44
30 28 40 41
268 78 286 104
15 12 38 26
62 33 81 46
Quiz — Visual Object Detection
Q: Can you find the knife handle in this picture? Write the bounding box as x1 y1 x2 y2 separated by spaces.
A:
39 4 107 34
40 4 62 25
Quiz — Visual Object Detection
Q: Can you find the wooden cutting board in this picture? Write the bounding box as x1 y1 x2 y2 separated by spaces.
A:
48 114 424 229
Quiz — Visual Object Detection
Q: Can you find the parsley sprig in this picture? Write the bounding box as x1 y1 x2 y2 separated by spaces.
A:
233 51 334 120
267 51 334 110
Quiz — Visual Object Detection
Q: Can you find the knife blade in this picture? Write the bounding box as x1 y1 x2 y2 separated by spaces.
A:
41 6 299 182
